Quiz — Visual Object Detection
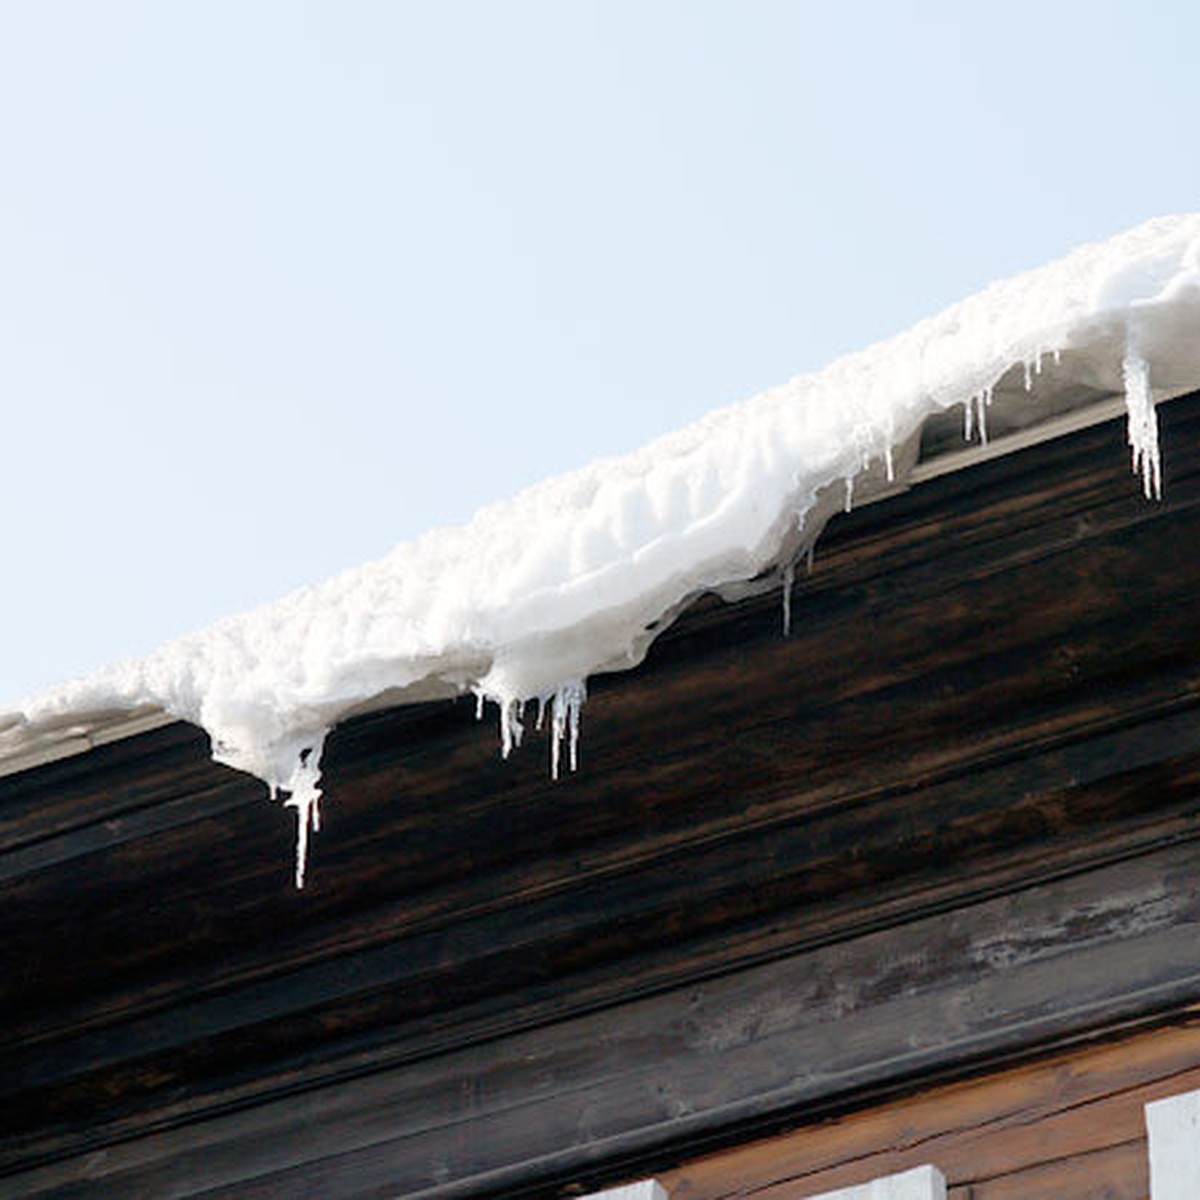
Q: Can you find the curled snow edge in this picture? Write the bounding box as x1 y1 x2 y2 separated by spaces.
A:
8 213 1200 886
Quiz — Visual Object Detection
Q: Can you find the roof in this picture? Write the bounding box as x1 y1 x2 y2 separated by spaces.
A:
5 213 1200 882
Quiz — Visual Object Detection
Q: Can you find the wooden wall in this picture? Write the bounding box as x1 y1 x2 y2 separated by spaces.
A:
662 1017 1200 1199
4 394 1200 1196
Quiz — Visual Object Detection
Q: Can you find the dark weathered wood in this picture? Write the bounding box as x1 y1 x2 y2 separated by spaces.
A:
0 721 230 855
4 392 1200 1195
9 830 1200 1197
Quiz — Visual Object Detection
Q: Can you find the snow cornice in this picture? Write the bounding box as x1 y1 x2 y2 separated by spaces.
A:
5 213 1200 884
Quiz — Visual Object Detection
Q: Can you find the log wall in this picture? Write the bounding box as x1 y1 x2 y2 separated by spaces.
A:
663 1017 1200 1199
4 394 1200 1196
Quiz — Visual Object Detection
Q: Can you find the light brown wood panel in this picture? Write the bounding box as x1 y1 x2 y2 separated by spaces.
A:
958 1140 1144 1200
661 1018 1200 1199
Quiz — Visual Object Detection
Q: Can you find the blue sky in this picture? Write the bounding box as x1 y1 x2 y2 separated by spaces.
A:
3 0 1199 699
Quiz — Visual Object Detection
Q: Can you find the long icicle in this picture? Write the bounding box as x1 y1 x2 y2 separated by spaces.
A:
781 561 795 637
1122 334 1161 500
549 681 586 780
281 739 325 890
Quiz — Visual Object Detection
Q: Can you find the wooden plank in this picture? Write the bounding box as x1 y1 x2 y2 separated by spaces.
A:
954 1141 1145 1200
9 474 1200 1048
8 843 1200 1197
6 719 1200 1178
0 721 221 853
661 1021 1200 1199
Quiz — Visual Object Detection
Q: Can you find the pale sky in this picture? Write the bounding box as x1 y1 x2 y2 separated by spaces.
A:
3 0 1199 700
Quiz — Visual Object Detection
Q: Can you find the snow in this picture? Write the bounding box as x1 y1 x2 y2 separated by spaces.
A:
6 213 1200 886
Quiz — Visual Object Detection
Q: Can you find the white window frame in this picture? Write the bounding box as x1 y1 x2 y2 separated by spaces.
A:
1146 1086 1200 1200
804 1164 947 1200
581 1164 946 1200
583 1182 668 1200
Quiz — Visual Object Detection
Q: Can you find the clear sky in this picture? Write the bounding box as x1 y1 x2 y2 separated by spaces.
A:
3 0 1199 701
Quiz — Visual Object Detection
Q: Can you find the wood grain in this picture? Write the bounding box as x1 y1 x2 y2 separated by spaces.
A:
661 1018 1200 1199
4 393 1200 1196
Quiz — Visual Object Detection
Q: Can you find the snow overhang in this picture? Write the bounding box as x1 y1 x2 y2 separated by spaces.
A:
4 213 1200 882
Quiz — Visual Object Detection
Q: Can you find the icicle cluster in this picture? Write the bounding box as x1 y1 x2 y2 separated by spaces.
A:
476 679 586 781
545 681 586 780
283 311 1172 890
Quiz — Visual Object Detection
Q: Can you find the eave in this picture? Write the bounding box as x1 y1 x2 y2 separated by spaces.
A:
5 392 1200 1196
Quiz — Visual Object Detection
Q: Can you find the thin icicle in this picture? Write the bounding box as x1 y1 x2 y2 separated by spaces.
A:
548 680 586 780
1122 337 1161 500
497 697 525 758
843 475 855 513
474 690 485 720
883 442 895 484
964 394 974 442
976 387 991 447
279 740 325 890
1023 360 1034 391
781 561 795 637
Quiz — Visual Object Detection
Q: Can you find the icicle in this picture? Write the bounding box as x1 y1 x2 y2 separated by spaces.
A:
883 442 895 484
566 685 583 773
548 680 586 780
498 697 525 758
1122 337 1161 500
976 388 990 447
1023 360 1034 391
279 740 325 890
474 690 485 720
843 475 855 513
781 561 795 637
963 386 994 446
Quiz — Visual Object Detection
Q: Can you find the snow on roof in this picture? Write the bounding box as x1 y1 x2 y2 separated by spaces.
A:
6 213 1200 885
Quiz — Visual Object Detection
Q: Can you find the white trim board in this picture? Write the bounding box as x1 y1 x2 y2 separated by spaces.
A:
1146 1087 1200 1200
583 1182 669 1200
805 1165 947 1200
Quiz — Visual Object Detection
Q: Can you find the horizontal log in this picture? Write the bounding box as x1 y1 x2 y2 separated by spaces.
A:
8 837 1200 1197
663 1019 1200 1199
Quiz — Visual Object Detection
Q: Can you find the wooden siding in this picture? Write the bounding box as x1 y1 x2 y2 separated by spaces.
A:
3 393 1200 1195
661 1016 1200 1199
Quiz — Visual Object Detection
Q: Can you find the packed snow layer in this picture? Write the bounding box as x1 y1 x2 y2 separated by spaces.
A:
7 213 1200 884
